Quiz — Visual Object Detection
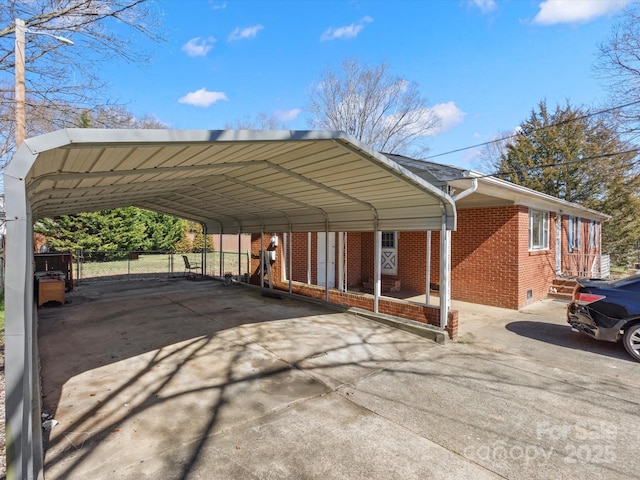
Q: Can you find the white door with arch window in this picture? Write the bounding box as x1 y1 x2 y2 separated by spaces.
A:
317 232 336 287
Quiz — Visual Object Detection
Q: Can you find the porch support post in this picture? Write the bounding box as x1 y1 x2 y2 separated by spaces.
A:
260 230 264 288
325 222 330 303
238 231 242 283
374 227 382 314
439 214 451 329
338 232 344 292
288 227 293 294
219 231 223 278
202 223 207 277
426 230 432 306
307 232 311 284
344 232 348 292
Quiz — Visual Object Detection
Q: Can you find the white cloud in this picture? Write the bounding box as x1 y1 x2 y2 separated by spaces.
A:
532 0 630 25
210 1 227 10
427 101 466 136
320 16 373 41
182 37 216 57
470 0 497 14
273 108 301 122
178 88 228 107
228 24 264 41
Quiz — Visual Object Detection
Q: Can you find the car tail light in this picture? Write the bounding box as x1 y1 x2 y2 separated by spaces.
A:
574 292 606 305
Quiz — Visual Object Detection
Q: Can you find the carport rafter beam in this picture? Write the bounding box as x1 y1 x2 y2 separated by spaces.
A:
30 187 192 212
141 197 227 227
26 160 262 192
134 200 218 229
191 185 292 227
170 191 244 226
264 161 378 225
219 173 331 225
29 176 214 198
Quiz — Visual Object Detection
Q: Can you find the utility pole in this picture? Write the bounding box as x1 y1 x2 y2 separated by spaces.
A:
14 18 25 147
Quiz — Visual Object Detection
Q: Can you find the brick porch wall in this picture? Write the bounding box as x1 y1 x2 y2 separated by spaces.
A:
252 233 457 339
283 282 458 340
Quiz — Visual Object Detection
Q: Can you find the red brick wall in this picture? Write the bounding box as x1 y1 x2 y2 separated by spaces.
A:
360 232 374 283
516 208 556 307
290 233 309 283
448 206 520 308
345 232 363 287
397 232 427 292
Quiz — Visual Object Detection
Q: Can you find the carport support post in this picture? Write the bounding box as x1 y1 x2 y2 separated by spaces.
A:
426 231 432 306
5 163 43 480
374 229 382 313
440 215 451 329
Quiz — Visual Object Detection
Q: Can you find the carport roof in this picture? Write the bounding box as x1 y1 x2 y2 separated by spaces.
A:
7 129 456 233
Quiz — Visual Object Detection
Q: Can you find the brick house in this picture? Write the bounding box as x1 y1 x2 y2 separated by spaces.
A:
251 155 609 313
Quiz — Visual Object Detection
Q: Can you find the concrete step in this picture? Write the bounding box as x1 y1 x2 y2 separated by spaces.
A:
548 291 573 301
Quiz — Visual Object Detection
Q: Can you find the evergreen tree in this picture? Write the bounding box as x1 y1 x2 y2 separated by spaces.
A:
139 210 187 251
495 100 640 265
35 207 148 256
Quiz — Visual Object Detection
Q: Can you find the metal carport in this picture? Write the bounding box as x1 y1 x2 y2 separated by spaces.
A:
4 129 456 479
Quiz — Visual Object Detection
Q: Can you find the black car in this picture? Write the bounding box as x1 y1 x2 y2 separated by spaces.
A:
567 274 640 362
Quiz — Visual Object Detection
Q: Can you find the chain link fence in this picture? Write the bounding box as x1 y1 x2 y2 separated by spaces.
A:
74 250 251 285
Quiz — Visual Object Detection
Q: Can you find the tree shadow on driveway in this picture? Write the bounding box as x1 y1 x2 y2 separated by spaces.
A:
505 320 634 362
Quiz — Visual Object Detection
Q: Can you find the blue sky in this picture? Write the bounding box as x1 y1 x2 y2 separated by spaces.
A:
105 0 632 170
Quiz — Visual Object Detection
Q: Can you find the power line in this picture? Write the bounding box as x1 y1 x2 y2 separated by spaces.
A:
482 147 640 180
424 98 640 161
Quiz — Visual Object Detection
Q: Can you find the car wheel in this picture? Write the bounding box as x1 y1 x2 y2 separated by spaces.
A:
623 323 640 362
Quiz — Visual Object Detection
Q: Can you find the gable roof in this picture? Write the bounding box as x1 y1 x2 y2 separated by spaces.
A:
385 154 610 221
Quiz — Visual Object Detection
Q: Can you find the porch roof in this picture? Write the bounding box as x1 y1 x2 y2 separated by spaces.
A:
386 154 610 221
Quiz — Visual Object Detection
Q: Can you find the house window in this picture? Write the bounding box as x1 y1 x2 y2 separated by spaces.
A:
529 209 549 250
381 231 396 249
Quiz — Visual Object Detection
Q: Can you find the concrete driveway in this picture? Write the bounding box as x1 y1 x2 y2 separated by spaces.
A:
38 278 640 479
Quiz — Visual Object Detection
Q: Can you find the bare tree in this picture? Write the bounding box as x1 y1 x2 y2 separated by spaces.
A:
470 130 518 174
306 58 440 157
595 2 640 136
225 112 288 130
0 0 164 166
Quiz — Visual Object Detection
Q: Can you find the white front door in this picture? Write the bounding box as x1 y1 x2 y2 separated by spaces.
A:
381 231 398 275
317 232 336 287
556 213 562 274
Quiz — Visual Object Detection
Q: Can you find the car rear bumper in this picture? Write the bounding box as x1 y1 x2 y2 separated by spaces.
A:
566 304 623 343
